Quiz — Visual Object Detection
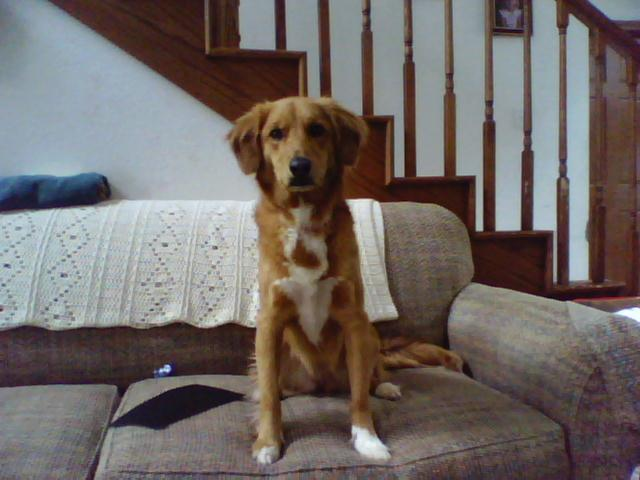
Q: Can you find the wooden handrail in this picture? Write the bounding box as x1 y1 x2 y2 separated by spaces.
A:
564 0 640 65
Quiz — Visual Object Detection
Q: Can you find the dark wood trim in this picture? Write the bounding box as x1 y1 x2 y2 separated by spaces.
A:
317 0 332 96
275 0 287 50
403 0 417 177
361 0 374 116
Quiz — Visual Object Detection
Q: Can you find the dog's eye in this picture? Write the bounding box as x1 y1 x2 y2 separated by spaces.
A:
269 128 284 140
308 123 326 138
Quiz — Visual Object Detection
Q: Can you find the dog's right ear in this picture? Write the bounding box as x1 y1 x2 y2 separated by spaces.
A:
227 102 272 175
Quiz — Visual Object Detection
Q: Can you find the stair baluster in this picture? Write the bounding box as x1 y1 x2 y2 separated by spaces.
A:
483 0 496 232
444 0 456 177
403 0 417 177
590 31 607 284
557 0 571 285
362 0 374 116
628 60 639 294
318 0 332 96
275 0 286 50
521 0 534 231
205 0 240 53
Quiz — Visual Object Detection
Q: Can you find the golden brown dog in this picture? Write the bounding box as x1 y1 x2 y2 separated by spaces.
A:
228 96 462 465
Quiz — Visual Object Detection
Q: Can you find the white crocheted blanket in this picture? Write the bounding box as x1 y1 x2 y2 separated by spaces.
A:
0 200 398 330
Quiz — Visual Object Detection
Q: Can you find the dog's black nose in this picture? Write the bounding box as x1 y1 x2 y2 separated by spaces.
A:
290 157 312 177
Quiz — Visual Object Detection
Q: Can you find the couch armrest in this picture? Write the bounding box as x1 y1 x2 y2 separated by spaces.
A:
448 283 640 480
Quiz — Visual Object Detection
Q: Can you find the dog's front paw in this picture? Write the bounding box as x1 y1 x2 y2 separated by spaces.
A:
252 438 281 465
351 426 391 461
374 382 402 400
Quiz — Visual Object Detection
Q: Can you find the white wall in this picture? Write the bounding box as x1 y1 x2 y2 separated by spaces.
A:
1 0 639 279
0 0 256 200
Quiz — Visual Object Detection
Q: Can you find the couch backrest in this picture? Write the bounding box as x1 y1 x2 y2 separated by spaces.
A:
0 202 473 388
377 203 474 345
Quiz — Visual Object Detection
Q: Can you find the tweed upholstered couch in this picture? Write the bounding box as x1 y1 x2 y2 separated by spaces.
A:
1 202 638 479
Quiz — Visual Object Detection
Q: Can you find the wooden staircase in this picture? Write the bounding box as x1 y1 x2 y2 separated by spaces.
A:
49 0 639 299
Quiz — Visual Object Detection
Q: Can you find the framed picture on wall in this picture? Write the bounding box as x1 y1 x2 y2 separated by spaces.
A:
492 0 533 36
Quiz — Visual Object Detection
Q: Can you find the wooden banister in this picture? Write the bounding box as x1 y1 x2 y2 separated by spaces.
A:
564 0 640 65
361 0 374 116
483 0 496 232
444 0 456 177
275 0 286 50
521 0 534 231
403 0 417 177
318 0 332 96
557 0 570 285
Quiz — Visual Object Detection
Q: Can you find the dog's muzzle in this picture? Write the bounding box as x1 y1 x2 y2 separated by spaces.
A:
289 156 313 187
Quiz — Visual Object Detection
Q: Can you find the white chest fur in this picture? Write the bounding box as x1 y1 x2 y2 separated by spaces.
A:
275 205 336 346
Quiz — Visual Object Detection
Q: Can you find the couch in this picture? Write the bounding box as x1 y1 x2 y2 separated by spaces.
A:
1 202 638 479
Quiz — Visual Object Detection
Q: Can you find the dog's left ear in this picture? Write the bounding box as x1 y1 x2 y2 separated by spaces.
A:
318 98 369 166
227 102 272 175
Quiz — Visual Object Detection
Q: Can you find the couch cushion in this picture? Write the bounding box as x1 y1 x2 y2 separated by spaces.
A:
0 384 119 479
96 369 568 479
378 203 474 345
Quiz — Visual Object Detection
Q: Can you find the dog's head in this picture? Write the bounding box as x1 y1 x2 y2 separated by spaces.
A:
227 97 368 202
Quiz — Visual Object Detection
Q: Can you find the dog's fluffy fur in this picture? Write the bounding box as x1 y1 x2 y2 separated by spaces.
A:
228 97 462 465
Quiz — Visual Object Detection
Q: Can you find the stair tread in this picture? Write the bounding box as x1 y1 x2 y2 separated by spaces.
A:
548 280 627 300
206 47 306 59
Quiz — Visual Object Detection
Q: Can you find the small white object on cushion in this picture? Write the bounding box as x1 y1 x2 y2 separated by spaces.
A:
0 199 398 330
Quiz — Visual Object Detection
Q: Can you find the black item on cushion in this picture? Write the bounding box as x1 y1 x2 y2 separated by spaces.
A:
110 384 245 429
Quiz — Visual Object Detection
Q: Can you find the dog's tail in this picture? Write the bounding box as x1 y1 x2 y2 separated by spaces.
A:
380 337 464 372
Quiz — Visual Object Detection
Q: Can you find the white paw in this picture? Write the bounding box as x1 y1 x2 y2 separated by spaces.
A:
254 445 280 465
374 382 402 400
351 426 391 461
